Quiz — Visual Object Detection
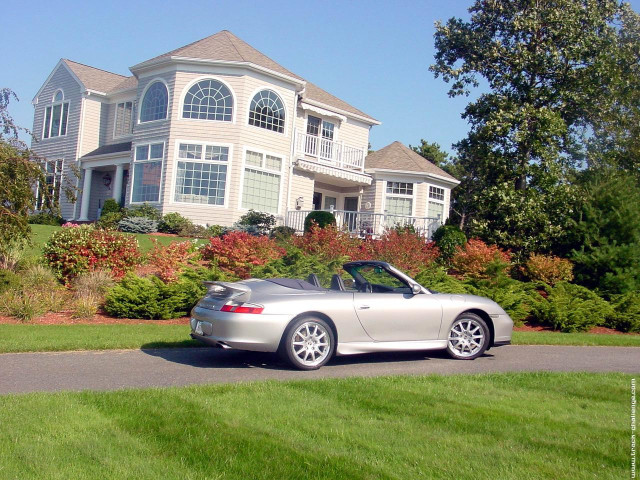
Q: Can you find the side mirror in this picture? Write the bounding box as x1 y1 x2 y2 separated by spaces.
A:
411 283 422 295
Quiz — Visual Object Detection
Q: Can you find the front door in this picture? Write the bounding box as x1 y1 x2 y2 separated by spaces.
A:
312 192 322 210
344 196 358 232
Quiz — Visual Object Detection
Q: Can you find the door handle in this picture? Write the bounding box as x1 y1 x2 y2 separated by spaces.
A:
358 305 370 310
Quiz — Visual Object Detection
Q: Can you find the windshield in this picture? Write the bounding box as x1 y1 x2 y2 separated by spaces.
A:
344 264 412 294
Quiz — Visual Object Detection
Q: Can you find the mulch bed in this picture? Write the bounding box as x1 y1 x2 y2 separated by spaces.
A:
0 311 189 325
514 322 636 335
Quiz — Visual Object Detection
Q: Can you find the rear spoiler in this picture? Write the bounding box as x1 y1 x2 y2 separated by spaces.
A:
202 281 252 303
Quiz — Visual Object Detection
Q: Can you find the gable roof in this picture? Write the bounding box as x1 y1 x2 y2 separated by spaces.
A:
365 141 459 182
139 30 377 123
62 59 131 94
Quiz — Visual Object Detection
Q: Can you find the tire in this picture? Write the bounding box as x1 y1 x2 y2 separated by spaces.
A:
446 313 490 360
279 317 335 370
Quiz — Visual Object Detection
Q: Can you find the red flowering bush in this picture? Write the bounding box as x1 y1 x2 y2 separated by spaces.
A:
451 238 511 279
292 225 363 262
43 225 141 285
147 239 199 283
522 253 573 285
202 231 285 279
368 229 439 276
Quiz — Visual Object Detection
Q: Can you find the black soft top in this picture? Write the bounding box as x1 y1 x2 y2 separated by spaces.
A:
266 278 327 291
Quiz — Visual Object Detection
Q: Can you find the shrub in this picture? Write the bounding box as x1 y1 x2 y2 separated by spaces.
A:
202 231 285 279
369 229 439 276
118 216 158 234
522 253 573 285
124 203 161 220
236 210 276 234
43 225 141 284
176 223 224 239
147 239 199 283
270 226 296 240
531 282 614 332
0 239 27 271
0 280 68 322
0 269 21 293
432 225 466 262
27 212 64 225
304 211 336 232
252 247 345 287
158 212 193 234
415 266 470 294
21 265 58 289
451 238 511 279
104 269 221 319
100 198 121 217
607 292 640 333
96 211 124 230
71 295 99 319
292 224 362 263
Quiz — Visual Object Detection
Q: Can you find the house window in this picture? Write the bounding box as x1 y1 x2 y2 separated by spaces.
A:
131 142 164 203
183 79 233 121
36 159 64 210
305 116 335 159
140 82 168 122
249 90 285 133
427 185 446 220
241 150 283 213
429 186 445 201
114 101 133 137
385 182 413 216
43 91 69 139
174 142 229 205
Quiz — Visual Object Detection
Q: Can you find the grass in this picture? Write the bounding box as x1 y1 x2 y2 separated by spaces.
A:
0 372 632 479
25 224 206 256
0 324 638 354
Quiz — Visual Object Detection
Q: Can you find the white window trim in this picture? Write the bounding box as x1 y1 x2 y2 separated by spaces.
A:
245 86 288 136
178 76 237 124
42 94 69 140
237 146 286 215
169 139 233 208
382 180 416 217
113 100 134 139
129 139 166 205
426 183 448 221
138 78 170 124
35 158 64 210
304 112 339 143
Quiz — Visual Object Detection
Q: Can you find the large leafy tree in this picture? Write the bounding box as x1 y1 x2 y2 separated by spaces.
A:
430 0 638 255
410 140 450 168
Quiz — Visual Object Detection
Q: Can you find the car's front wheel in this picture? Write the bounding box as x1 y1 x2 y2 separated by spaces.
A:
446 313 489 360
280 317 335 370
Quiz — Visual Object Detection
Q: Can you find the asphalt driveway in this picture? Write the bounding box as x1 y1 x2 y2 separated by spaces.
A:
0 345 638 395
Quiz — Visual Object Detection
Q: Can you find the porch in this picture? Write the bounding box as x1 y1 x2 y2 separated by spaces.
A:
285 209 442 239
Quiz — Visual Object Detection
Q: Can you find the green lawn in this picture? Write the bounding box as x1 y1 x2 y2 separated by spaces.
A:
0 373 632 479
0 324 638 354
26 224 206 256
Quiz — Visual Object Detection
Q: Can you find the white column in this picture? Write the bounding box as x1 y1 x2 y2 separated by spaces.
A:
78 168 93 221
112 164 124 204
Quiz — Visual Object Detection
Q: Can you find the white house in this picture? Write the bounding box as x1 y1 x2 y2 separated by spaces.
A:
31 30 458 236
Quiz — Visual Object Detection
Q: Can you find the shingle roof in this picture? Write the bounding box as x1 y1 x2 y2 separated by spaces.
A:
83 142 132 158
63 59 131 93
143 30 377 122
365 141 458 182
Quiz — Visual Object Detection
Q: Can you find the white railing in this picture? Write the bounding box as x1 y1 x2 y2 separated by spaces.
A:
296 133 365 172
286 209 443 239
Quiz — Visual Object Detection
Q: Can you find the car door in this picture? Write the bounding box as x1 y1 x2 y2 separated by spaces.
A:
353 292 443 341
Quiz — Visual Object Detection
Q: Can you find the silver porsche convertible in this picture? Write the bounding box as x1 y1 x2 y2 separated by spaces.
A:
190 261 513 370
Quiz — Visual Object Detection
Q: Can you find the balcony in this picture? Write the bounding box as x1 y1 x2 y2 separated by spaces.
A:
296 133 366 172
285 209 443 239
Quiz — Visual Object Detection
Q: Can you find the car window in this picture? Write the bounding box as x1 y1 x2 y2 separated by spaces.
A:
352 265 411 293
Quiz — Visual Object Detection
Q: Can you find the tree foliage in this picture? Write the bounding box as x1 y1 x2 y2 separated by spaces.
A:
430 0 636 255
410 139 450 168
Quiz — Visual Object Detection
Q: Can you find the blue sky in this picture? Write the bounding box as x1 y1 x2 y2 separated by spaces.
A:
2 0 638 154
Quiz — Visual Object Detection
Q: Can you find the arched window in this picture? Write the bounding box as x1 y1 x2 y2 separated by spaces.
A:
140 81 168 122
248 90 285 133
182 79 233 121
53 90 64 102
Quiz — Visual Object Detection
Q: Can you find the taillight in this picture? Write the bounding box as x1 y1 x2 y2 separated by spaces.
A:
220 302 264 314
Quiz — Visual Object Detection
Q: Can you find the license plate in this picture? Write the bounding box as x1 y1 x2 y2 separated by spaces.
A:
195 322 203 335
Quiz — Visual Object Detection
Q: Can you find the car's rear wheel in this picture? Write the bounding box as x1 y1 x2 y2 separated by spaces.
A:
446 313 489 360
280 317 335 370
